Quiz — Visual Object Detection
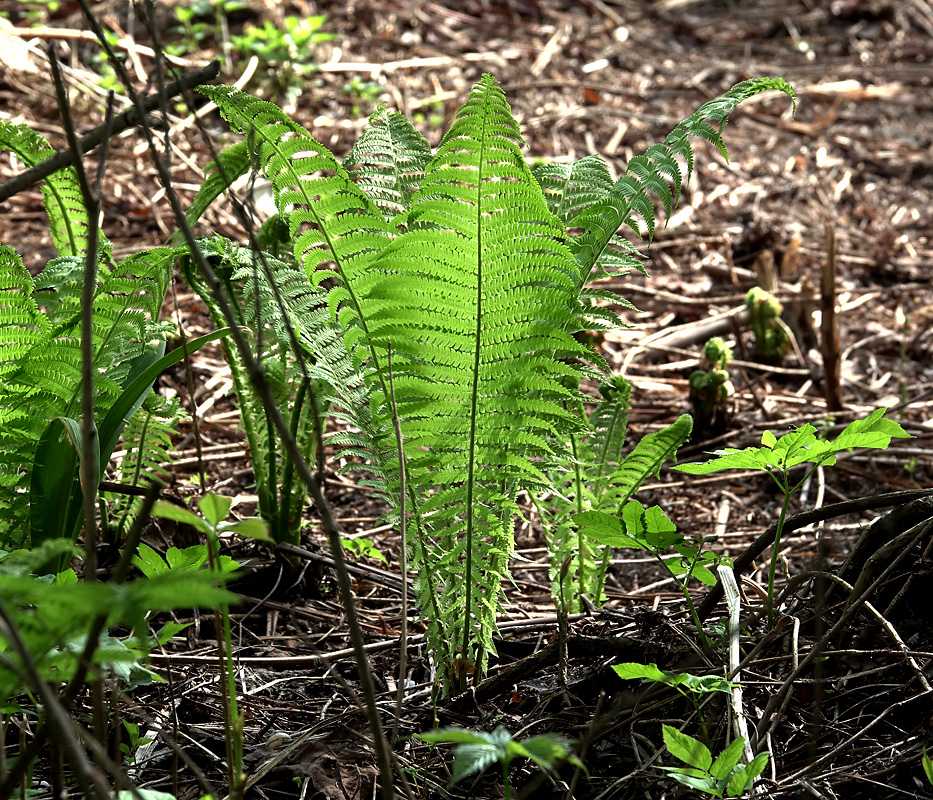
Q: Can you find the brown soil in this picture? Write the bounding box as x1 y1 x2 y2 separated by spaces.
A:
1 0 932 798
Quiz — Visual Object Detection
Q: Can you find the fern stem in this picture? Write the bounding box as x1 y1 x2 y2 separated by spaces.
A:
278 378 308 546
569 432 587 605
387 344 408 741
49 47 101 582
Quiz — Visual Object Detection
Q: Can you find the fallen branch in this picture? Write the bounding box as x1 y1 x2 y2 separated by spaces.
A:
0 60 220 205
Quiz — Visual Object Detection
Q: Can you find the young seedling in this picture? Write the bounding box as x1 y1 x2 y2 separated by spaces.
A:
613 662 734 744
673 408 912 624
150 494 269 797
689 337 734 435
415 726 585 800
659 724 769 798
745 287 789 363
575 498 729 645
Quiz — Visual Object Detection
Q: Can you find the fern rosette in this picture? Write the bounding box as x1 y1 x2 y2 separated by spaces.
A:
194 71 796 685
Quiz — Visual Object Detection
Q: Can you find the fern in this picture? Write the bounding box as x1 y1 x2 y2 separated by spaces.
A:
363 76 593 677
108 393 188 537
540 78 795 284
195 73 795 683
342 105 432 220
0 238 176 548
541 377 693 612
178 139 252 240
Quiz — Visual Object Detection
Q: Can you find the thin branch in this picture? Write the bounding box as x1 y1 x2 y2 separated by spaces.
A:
0 60 220 205
70 4 397 794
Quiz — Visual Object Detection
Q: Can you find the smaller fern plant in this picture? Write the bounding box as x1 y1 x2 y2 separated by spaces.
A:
539 376 694 613
186 73 795 687
0 120 223 556
177 234 326 546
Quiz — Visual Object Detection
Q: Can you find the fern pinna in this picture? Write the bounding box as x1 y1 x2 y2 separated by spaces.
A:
196 74 794 684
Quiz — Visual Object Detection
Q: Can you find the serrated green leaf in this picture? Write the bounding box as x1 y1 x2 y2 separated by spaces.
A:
663 724 712 772
613 662 668 682
575 509 643 549
165 545 209 572
659 768 721 795
416 727 495 746
132 543 168 578
709 737 745 781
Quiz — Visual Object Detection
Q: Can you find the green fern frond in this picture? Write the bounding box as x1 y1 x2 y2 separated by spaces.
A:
178 140 252 239
342 106 432 220
358 74 592 676
195 86 395 341
568 78 795 277
586 375 633 496
602 414 693 512
0 121 110 259
532 154 648 284
0 244 174 547
0 247 48 542
114 393 187 490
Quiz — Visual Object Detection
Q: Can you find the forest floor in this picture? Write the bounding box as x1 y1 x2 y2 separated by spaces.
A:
1 0 933 798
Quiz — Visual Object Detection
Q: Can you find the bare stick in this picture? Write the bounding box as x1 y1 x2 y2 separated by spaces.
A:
69 4 396 793
0 60 220 205
696 488 933 622
821 223 843 411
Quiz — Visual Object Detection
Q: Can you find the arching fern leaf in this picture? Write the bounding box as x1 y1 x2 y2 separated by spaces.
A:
0 121 110 260
544 78 795 283
358 74 592 677
342 106 432 221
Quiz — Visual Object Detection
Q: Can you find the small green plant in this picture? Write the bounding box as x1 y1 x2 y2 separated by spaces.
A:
341 536 387 564
230 14 333 98
539 388 694 614
168 0 249 57
415 726 585 800
576 501 728 644
0 539 236 711
745 286 788 363
177 234 327 548
6 0 62 26
923 746 933 786
689 337 734 434
673 408 912 623
659 724 769 798
149 493 269 798
412 98 446 129
342 76 383 117
613 662 734 744
119 721 153 766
